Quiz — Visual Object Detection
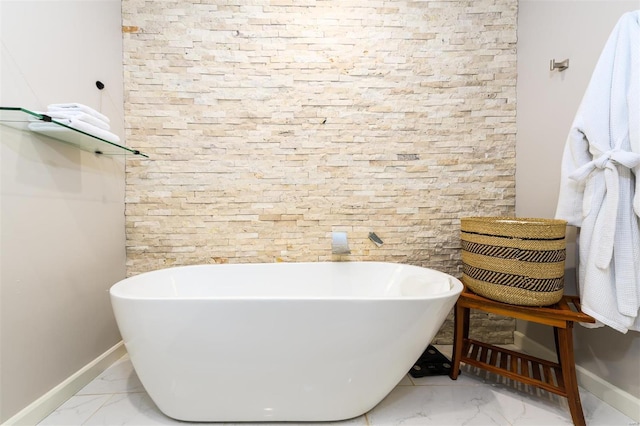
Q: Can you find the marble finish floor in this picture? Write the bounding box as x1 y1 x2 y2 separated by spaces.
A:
38 346 635 426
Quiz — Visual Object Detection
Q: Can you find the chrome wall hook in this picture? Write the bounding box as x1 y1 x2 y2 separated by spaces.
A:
550 59 569 72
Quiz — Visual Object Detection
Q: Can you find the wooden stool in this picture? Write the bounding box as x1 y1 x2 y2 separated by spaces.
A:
449 287 595 426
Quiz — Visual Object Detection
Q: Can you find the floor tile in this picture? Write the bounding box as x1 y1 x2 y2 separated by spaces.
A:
76 355 145 395
37 349 637 426
37 395 111 426
82 393 183 425
367 385 512 425
479 383 574 425
579 391 639 426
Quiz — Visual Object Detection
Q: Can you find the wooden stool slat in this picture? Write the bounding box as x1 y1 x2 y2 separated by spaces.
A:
541 365 561 387
469 342 480 360
521 357 529 378
499 349 508 370
510 353 518 374
489 347 498 366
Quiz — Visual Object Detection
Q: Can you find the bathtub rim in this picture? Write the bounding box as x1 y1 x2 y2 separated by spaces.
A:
110 261 463 302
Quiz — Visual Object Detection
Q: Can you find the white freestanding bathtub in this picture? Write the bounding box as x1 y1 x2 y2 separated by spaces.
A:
110 261 462 422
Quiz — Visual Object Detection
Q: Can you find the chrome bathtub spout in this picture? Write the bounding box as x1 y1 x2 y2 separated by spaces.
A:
331 232 351 254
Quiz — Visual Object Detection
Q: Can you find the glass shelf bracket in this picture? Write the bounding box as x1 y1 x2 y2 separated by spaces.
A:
0 106 148 158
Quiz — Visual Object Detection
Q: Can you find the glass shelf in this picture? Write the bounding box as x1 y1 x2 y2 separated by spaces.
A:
0 107 148 158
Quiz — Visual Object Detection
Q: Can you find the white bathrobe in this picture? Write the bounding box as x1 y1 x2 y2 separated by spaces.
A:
555 10 640 333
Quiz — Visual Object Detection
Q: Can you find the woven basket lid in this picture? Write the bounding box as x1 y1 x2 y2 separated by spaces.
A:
461 217 567 240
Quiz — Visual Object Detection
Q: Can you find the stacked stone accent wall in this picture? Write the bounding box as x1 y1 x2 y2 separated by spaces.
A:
122 0 518 343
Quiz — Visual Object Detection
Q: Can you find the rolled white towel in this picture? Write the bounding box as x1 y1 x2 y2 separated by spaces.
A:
47 103 110 124
37 110 111 130
30 118 121 144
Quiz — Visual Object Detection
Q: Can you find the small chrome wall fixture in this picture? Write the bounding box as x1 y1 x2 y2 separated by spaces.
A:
368 232 384 247
550 59 569 72
331 232 351 254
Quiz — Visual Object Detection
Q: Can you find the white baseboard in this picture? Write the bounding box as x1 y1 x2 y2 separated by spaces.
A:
514 331 640 422
3 341 126 426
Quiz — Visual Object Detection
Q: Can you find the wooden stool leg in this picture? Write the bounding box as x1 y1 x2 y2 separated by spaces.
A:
450 302 469 380
555 324 586 426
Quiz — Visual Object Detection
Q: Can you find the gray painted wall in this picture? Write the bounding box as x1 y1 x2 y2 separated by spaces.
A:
516 0 640 400
0 1 126 421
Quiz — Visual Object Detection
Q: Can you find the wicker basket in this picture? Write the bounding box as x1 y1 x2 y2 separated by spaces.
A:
460 217 567 306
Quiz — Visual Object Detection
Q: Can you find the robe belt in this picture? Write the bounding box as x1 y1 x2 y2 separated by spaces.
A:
569 149 640 269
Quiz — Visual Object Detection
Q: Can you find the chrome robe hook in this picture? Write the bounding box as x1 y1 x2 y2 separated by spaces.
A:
550 59 569 71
